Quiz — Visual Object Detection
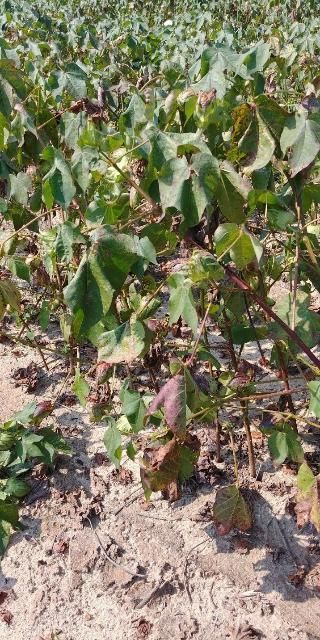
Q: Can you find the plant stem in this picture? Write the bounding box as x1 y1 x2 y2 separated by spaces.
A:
222 309 238 371
275 343 297 432
243 292 265 361
229 429 239 486
241 399 256 477
189 296 212 363
223 266 320 370
0 208 56 252
215 414 222 462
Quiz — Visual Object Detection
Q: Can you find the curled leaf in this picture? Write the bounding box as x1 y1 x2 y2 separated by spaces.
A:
141 434 200 497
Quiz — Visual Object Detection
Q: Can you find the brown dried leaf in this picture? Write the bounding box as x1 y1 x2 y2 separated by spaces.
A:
288 566 306 586
136 618 152 638
53 540 69 555
0 609 13 625
12 361 38 392
231 622 262 640
96 361 111 385
295 468 320 532
141 435 200 497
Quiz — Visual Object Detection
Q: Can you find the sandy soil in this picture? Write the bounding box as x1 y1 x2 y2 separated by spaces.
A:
0 323 319 640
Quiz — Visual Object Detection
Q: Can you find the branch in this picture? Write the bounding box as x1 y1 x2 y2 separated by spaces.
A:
224 266 320 370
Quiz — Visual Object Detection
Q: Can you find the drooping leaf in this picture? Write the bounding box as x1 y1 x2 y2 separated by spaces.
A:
308 380 320 418
296 464 320 532
7 257 30 283
241 112 275 174
297 463 316 493
9 172 32 206
0 280 20 320
72 368 89 407
268 425 304 464
55 221 85 263
212 485 252 535
280 113 320 177
42 146 76 210
147 375 186 437
168 272 198 334
215 161 249 223
103 422 122 469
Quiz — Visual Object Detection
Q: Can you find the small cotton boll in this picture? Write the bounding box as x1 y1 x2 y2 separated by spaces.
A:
164 19 173 26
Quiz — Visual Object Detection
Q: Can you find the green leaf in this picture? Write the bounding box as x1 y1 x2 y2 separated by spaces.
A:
188 250 224 284
65 226 146 335
214 224 263 268
64 254 114 335
215 161 249 223
158 156 189 212
38 301 50 331
42 147 76 210
0 59 28 117
103 422 122 469
0 501 19 527
308 380 320 418
38 428 71 456
61 62 88 100
7 257 30 283
272 292 320 349
231 324 267 345
55 221 85 263
297 462 316 493
126 441 137 461
5 477 29 498
9 172 32 206
212 485 252 534
267 208 295 231
242 112 275 174
268 431 288 464
191 67 226 98
255 95 288 142
268 425 304 465
72 368 89 407
97 318 151 364
168 272 198 334
280 113 320 177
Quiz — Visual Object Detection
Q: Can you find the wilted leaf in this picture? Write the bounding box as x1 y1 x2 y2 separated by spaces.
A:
212 485 252 534
147 375 186 437
141 435 200 497
295 463 320 531
0 280 20 321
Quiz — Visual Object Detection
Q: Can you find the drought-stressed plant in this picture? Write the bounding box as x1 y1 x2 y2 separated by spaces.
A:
0 0 320 545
